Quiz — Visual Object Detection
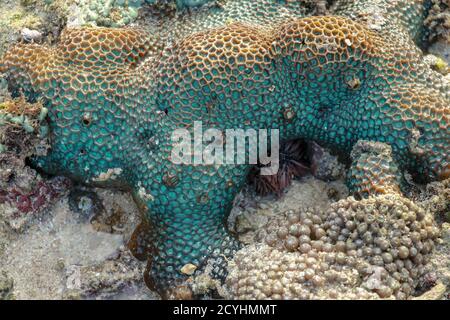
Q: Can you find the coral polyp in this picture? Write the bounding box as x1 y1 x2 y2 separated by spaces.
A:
0 0 449 298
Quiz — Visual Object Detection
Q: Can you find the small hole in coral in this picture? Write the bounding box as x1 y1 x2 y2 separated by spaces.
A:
417 127 425 135
80 148 87 156
7 172 15 184
81 113 92 127
317 105 330 118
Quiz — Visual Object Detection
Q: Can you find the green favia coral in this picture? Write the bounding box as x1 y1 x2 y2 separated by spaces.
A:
0 0 449 298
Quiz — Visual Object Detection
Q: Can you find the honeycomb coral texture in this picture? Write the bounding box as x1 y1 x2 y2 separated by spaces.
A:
0 0 448 297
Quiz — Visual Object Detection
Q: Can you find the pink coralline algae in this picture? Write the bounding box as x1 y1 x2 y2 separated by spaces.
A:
0 177 71 215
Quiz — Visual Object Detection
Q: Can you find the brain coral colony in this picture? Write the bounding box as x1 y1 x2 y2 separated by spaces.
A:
0 0 449 300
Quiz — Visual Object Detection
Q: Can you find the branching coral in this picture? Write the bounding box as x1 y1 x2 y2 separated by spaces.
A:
0 0 449 298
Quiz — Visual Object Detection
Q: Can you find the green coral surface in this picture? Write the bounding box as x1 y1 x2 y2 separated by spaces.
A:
0 0 448 297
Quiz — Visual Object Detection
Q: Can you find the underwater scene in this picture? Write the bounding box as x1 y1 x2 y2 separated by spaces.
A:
0 0 449 301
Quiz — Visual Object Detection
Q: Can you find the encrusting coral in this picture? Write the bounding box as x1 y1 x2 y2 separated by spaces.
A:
0 0 449 298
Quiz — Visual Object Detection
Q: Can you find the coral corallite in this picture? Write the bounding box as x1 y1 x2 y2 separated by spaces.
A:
0 0 449 297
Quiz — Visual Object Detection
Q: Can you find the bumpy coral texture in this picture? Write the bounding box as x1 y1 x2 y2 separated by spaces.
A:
0 0 449 297
226 193 440 300
226 141 443 300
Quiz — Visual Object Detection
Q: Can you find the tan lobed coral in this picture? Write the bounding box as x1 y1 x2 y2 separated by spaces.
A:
225 192 443 300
